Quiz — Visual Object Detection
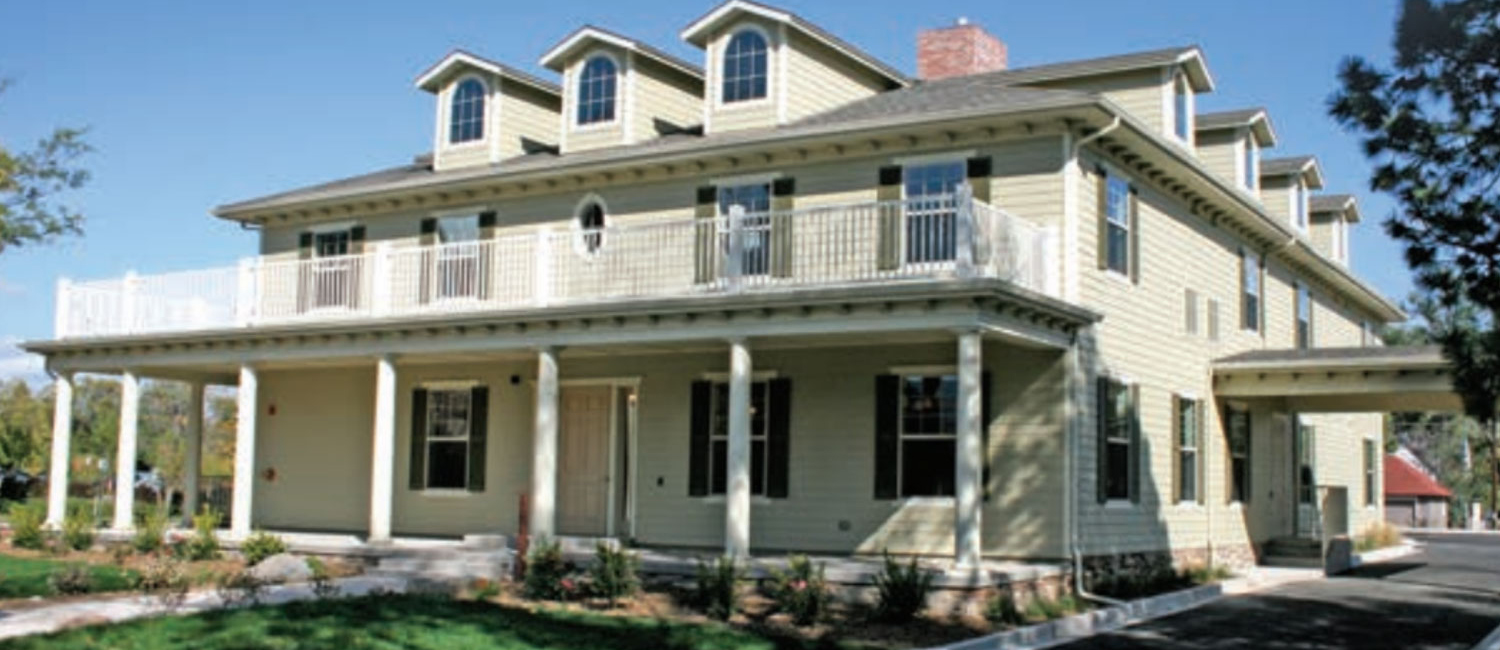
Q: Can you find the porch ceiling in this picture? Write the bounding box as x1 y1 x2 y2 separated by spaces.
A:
1213 345 1461 413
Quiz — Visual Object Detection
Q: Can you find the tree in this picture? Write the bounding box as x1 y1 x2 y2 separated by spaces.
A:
1330 0 1500 515
0 79 91 253
0 380 50 474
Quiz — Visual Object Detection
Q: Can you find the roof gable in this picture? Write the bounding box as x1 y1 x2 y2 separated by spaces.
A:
1197 107 1277 146
540 25 704 81
1385 454 1452 498
1261 155 1324 188
415 50 560 97
681 0 907 88
1310 193 1362 222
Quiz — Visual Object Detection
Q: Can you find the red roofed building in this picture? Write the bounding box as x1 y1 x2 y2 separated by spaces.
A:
1384 452 1451 529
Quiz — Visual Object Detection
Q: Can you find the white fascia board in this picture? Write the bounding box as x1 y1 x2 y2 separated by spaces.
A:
681 0 791 45
540 27 638 71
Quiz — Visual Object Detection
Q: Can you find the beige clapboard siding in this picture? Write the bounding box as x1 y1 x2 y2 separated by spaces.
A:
253 366 376 532
499 83 561 160
1260 176 1295 226
1074 149 1383 555
631 58 703 139
1308 215 1342 263
1040 70 1168 135
1195 131 1240 190
783 31 885 123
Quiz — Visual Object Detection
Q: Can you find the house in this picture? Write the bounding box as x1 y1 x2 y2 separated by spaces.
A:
29 1 1450 578
1384 451 1451 529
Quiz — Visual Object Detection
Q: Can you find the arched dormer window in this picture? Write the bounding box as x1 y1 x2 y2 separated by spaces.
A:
449 78 486 144
575 197 607 254
722 29 768 103
577 55 618 125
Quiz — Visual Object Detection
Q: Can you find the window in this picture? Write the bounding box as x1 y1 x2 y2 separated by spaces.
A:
1242 250 1260 332
1100 378 1135 502
576 55 618 126
1176 397 1200 504
577 201 606 254
718 183 772 276
1104 174 1131 275
903 161 966 264
1296 421 1315 505
1227 407 1251 503
1296 283 1312 349
899 374 958 497
1207 298 1222 342
1243 139 1259 191
1292 181 1309 231
424 388 473 489
1173 75 1191 141
708 380 769 496
1364 439 1377 506
436 215 480 300
449 78 486 144
1184 289 1199 335
311 230 353 309
721 29 768 103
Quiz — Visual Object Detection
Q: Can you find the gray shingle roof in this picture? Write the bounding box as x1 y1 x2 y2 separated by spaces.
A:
970 45 1208 90
1310 193 1354 213
682 0 908 86
1196 108 1265 130
542 24 704 79
1215 345 1444 368
416 49 560 95
793 78 1093 127
1260 155 1315 177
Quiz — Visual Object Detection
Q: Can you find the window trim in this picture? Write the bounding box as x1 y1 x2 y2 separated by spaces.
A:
1242 137 1259 191
423 386 474 491
1226 405 1252 505
1291 180 1309 232
1295 282 1313 349
1175 394 1201 505
899 157 969 267
705 378 772 497
895 372 961 499
1100 375 1136 504
1241 249 1261 333
1103 173 1132 278
1296 419 1316 505
1172 73 1192 143
447 75 489 147
574 51 622 130
717 24 774 109
1184 288 1199 335
572 193 609 258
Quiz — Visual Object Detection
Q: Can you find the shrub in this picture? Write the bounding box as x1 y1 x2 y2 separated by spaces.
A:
694 555 743 621
468 578 500 601
587 542 639 607
986 591 1027 627
1181 563 1233 585
9 503 45 550
240 530 287 567
1354 522 1403 552
180 507 222 561
523 539 575 601
48 565 95 595
133 507 168 554
215 569 266 609
307 557 341 600
768 555 830 625
1025 593 1083 621
109 543 133 566
62 504 95 551
137 556 190 608
873 552 932 623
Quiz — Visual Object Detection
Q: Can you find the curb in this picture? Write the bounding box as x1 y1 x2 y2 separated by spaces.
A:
1349 541 1421 569
922 584 1222 650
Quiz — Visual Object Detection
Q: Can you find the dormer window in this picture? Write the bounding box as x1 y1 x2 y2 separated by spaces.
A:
1243 139 1259 191
722 29 769 103
449 78 487 144
577 55 619 126
1173 74 1191 141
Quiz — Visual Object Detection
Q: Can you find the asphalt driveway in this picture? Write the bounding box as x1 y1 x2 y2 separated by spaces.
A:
1053 532 1500 650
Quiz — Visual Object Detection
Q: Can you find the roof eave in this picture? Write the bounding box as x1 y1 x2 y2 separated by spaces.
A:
414 50 560 97
1176 47 1215 92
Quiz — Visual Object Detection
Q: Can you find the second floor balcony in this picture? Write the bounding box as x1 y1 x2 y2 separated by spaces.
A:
54 191 1059 340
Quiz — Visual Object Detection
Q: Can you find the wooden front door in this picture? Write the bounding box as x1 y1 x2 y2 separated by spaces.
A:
557 385 613 536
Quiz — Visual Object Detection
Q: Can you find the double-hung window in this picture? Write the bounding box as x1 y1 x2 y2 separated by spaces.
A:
1242 250 1260 332
1176 396 1200 504
1227 407 1251 503
311 229 353 310
1364 439 1377 506
899 374 958 497
708 380 769 496
1104 175 1131 276
436 215 481 300
424 388 473 490
1296 283 1312 349
718 183 772 277
903 161 965 265
1100 378 1135 502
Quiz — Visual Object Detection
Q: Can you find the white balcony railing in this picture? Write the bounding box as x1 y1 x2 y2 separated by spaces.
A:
54 191 1059 339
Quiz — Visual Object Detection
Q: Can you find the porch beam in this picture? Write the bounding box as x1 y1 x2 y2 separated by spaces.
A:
113 370 141 531
531 346 560 541
182 381 205 526
369 355 398 543
231 364 258 537
725 338 752 560
954 329 984 569
45 373 74 529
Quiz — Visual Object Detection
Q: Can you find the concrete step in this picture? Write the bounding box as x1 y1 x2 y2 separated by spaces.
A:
1265 537 1322 559
1261 554 1323 569
374 549 513 582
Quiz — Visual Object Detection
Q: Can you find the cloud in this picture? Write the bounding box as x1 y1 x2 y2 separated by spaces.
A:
0 337 45 384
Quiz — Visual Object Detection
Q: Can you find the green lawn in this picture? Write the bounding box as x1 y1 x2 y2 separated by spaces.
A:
0 553 138 599
0 595 876 650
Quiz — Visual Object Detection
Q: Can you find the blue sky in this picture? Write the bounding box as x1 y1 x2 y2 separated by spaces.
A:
0 0 1412 380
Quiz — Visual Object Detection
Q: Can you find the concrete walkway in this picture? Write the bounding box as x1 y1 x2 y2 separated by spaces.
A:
0 575 408 641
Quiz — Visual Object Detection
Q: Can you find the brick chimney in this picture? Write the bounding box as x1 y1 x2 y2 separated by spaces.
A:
917 18 1007 80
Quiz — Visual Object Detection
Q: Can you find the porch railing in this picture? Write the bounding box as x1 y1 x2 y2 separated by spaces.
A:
54 192 1059 339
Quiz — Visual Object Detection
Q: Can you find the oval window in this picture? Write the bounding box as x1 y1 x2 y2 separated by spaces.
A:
578 201 606 254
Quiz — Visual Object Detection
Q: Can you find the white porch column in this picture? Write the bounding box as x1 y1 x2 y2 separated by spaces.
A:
369 355 398 543
725 339 752 559
112 370 140 531
531 346 559 541
231 364 258 537
954 329 984 569
181 381 205 526
45 373 74 528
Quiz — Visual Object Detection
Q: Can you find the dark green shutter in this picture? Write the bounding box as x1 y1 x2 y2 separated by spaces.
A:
966 156 992 204
874 374 900 499
1095 166 1110 271
876 166 903 271
694 186 718 284
1128 383 1141 504
688 380 711 497
1096 377 1109 503
467 386 488 492
1128 186 1141 284
766 377 791 498
981 370 992 502
1171 396 1182 504
770 178 796 279
409 388 428 490
419 218 437 305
